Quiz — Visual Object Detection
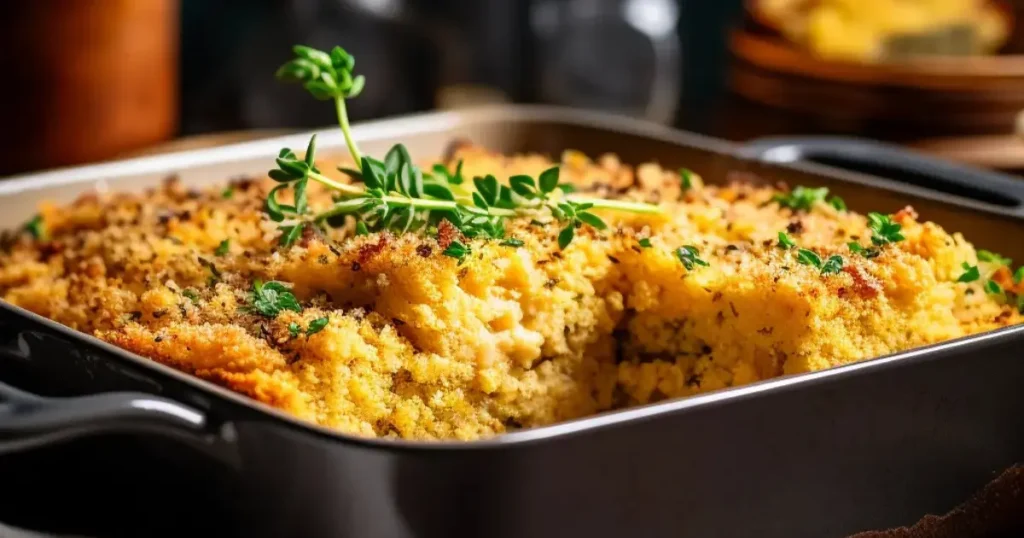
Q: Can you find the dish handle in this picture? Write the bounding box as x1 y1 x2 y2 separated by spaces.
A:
0 378 215 456
736 136 1024 213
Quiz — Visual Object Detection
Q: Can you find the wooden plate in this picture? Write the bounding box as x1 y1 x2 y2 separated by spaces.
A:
730 30 1024 91
727 29 1024 140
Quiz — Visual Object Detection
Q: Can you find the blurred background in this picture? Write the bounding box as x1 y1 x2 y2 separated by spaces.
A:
3 0 1024 177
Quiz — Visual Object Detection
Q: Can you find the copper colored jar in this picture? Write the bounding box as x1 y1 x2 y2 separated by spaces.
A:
0 1 179 176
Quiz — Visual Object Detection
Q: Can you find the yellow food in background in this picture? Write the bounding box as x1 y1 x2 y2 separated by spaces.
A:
0 145 1019 440
756 0 1011 61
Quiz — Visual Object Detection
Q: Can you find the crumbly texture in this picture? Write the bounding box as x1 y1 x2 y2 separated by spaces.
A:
0 144 1020 441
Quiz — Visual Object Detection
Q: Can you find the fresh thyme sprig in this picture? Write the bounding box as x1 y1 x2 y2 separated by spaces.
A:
796 248 822 268
957 249 1024 314
215 239 230 257
24 215 46 241
245 280 301 318
821 254 844 275
848 242 880 259
846 212 904 259
442 240 471 264
777 231 845 275
866 212 904 246
270 44 663 251
674 245 708 270
957 262 980 283
679 168 694 192
771 186 845 212
794 248 844 275
786 244 843 274
777 231 797 250
508 171 611 249
275 45 365 165
499 237 524 248
288 317 328 338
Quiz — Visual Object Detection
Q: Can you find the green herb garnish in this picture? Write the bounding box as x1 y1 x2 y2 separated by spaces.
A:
288 322 301 338
442 240 471 264
675 245 708 271
777 232 796 250
215 239 230 257
247 280 302 318
510 169 610 250
867 212 904 246
977 250 1012 267
431 161 464 185
278 224 304 247
848 242 880 259
771 186 845 213
222 187 234 199
306 317 329 336
820 255 844 275
957 263 980 283
270 44 662 251
499 238 524 248
984 280 1003 295
1014 266 1024 284
275 45 365 165
24 215 46 241
557 225 575 250
679 168 694 191
182 289 200 305
796 248 822 268
638 238 653 248
795 249 842 275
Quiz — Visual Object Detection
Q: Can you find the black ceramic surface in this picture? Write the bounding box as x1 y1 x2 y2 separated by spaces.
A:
1 108 1023 538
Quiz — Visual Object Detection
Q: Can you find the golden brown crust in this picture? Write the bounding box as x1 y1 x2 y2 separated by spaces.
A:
100 323 311 418
0 144 1019 440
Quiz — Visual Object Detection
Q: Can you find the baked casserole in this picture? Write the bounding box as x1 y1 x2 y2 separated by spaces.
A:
0 142 1020 441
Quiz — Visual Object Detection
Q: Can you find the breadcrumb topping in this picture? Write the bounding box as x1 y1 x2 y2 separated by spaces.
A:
0 145 1019 440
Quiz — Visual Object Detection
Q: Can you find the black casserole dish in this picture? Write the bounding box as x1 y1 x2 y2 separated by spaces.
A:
1 106 1024 538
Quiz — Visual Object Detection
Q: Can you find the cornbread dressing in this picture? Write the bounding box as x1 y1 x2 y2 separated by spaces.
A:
0 145 1020 440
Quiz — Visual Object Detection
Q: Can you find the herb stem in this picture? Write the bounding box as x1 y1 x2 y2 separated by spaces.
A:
335 97 362 165
307 170 364 196
271 44 663 249
309 186 660 223
569 196 662 215
312 193 519 222
374 195 489 213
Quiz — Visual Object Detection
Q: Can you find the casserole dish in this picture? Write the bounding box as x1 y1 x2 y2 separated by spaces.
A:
1 105 1023 537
